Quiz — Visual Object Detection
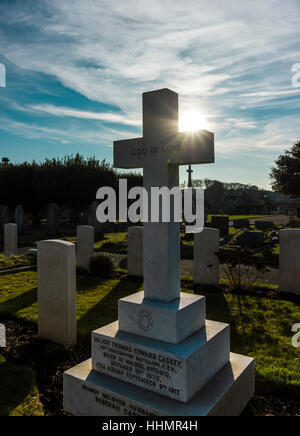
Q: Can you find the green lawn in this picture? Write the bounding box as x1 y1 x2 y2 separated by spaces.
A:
0 355 43 416
0 253 34 272
0 271 299 415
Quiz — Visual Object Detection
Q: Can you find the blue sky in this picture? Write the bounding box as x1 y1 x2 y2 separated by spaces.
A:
0 0 299 189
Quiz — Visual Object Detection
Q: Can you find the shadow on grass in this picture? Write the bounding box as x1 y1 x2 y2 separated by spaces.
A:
77 277 143 335
0 356 41 416
0 288 37 320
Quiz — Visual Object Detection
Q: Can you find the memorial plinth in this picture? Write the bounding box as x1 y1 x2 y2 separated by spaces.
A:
63 88 254 416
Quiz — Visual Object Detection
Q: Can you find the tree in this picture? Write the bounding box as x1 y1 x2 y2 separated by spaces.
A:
270 140 300 196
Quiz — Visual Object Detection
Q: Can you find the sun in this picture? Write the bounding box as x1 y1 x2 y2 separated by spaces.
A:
179 110 207 132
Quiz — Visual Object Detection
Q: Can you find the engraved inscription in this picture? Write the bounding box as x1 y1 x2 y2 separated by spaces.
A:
93 336 183 400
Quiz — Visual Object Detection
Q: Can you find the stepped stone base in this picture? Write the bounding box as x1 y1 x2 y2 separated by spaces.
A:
118 292 206 344
91 320 230 402
63 353 254 416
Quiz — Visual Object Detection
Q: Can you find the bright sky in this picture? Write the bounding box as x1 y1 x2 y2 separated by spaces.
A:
0 0 300 189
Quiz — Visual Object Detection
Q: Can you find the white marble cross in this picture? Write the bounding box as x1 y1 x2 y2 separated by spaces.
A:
114 88 214 302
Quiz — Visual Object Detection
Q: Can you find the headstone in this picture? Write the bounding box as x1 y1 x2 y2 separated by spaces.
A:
279 229 300 295
77 225 94 271
4 223 17 257
0 205 10 235
64 88 254 416
14 204 25 234
211 216 229 237
88 201 104 237
194 228 219 285
236 231 264 248
255 221 273 231
233 219 250 229
46 204 58 235
127 226 143 277
37 240 76 345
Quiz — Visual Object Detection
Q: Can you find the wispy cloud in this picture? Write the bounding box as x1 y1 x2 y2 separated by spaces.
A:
28 104 140 127
0 0 300 187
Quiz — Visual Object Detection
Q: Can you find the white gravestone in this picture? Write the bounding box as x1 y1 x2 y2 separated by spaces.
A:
127 226 143 277
4 223 17 257
194 227 220 285
63 88 254 416
38 240 77 345
279 229 300 295
77 225 94 271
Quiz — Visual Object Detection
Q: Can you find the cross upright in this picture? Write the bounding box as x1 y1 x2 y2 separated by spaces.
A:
187 165 193 188
114 89 214 303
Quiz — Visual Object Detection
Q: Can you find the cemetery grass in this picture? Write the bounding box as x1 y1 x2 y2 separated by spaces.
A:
0 271 299 415
0 253 35 272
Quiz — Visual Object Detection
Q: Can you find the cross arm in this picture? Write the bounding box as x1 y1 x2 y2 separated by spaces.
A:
113 129 215 169
168 130 215 165
113 137 145 169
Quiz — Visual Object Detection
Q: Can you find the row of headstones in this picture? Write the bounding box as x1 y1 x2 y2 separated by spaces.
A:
0 202 105 236
127 226 300 295
0 204 29 235
2 223 95 273
209 216 276 236
127 226 219 285
35 224 300 347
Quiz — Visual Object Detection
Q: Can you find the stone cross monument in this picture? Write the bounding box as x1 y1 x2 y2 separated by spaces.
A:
63 89 254 416
114 88 214 302
187 165 193 188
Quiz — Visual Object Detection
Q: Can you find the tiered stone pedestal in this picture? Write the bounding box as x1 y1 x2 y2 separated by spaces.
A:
63 292 254 416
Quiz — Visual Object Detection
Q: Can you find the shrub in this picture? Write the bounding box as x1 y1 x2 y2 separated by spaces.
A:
217 248 270 294
89 253 114 277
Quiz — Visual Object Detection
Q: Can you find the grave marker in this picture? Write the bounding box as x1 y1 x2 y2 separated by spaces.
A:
194 227 219 285
46 204 58 235
279 229 300 295
63 88 254 416
77 225 94 271
4 223 17 257
14 204 25 234
127 226 143 277
38 240 76 345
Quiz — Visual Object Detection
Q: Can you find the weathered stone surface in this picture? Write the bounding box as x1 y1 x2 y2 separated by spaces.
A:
63 353 254 416
211 216 229 237
127 226 143 277
37 240 77 345
4 223 17 257
194 227 219 285
236 231 264 248
91 320 230 403
118 291 205 344
279 229 300 295
77 225 94 271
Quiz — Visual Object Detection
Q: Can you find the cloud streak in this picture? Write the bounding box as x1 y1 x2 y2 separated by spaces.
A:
0 0 300 187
